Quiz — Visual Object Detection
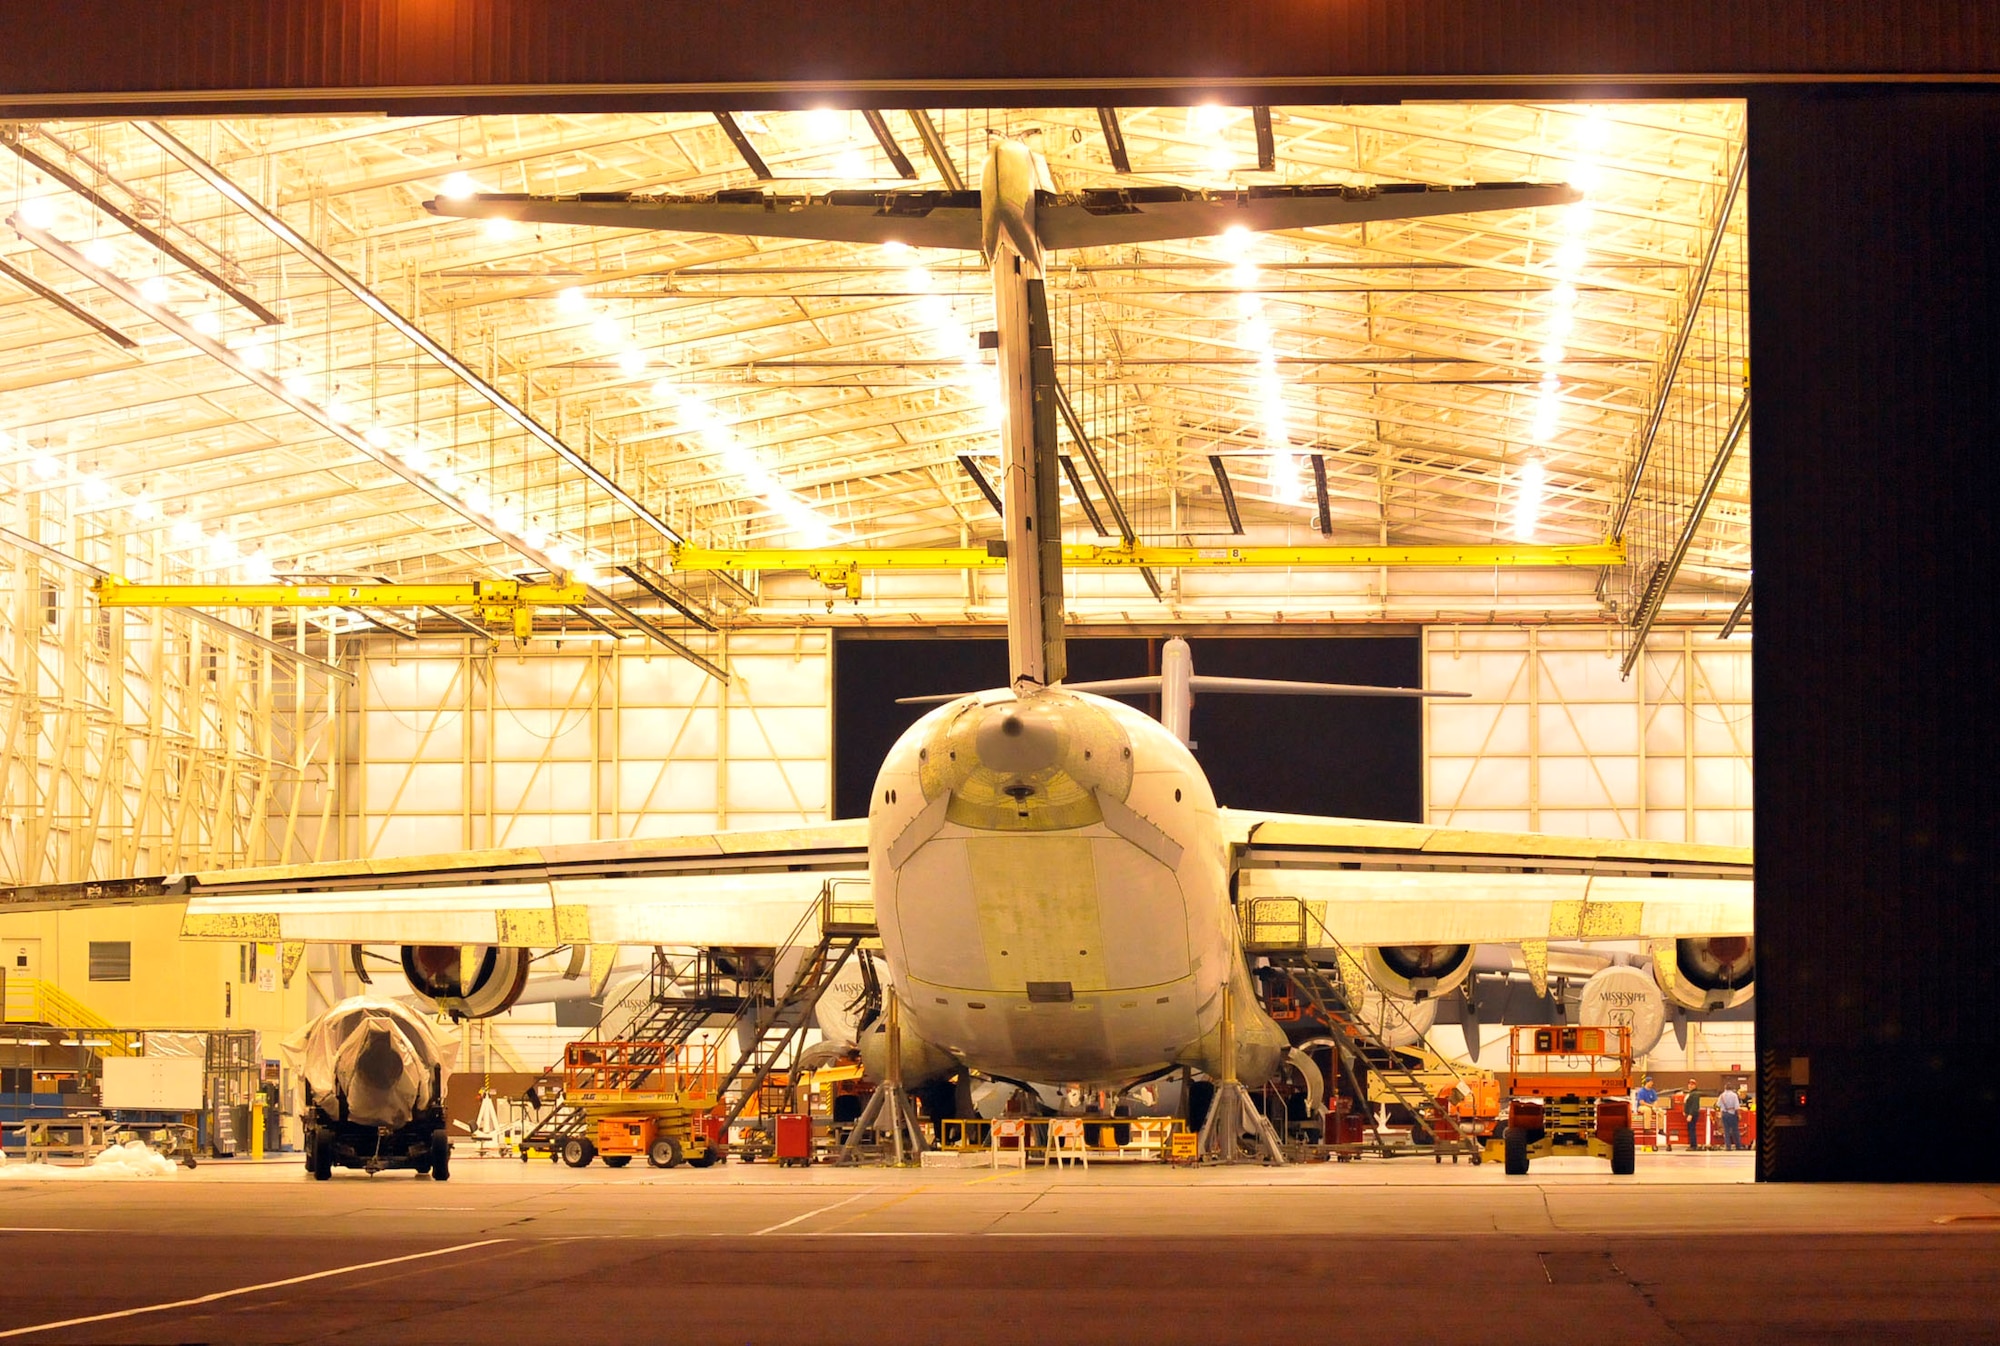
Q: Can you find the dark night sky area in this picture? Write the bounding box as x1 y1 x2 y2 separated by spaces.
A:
832 634 1422 822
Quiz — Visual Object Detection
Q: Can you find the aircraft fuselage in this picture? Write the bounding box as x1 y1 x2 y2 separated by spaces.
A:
867 687 1287 1090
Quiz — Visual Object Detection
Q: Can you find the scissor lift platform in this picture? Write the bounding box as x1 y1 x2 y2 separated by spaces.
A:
1488 1024 1637 1176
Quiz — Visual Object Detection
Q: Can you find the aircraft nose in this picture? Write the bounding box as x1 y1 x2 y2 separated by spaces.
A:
974 705 1063 776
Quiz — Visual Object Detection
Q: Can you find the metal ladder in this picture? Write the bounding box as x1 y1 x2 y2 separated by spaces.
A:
1241 896 1482 1160
520 881 877 1157
712 880 877 1134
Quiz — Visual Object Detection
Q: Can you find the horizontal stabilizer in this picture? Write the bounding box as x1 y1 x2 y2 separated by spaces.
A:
426 189 983 251
1063 675 1469 699
895 690 982 705
897 675 1469 705
1035 181 1580 251
426 180 1575 254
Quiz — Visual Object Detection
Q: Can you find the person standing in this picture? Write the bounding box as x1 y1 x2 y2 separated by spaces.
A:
1718 1080 1744 1151
1683 1078 1704 1149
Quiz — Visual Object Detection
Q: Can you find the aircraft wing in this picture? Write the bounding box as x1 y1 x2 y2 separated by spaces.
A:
2 821 869 950
1035 181 1582 251
1221 809 1751 948
426 188 984 250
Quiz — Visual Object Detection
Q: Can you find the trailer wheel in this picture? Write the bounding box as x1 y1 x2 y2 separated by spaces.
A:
647 1136 683 1169
310 1127 335 1181
1503 1126 1530 1176
602 1155 632 1168
561 1136 596 1168
1611 1126 1636 1176
430 1130 451 1181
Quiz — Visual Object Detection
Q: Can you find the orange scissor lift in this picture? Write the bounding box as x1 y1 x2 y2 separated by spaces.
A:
1489 1024 1637 1176
559 1040 723 1170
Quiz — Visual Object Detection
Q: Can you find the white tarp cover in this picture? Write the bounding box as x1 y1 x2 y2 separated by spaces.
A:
281 996 460 1129
0 1140 180 1179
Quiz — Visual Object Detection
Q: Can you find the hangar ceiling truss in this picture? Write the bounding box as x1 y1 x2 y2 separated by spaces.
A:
0 102 1748 636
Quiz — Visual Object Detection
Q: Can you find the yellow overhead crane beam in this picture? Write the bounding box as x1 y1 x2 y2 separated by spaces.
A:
94 541 1622 614
673 542 1622 571
672 541 1626 596
95 577 589 639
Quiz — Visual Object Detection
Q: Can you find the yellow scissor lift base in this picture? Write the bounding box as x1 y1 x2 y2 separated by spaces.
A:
525 1040 724 1170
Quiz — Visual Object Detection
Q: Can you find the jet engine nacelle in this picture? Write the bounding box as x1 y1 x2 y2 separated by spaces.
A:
857 1016 958 1088
1663 935 1755 1012
1578 964 1668 1057
1362 943 1475 1002
813 951 885 1047
399 945 532 1019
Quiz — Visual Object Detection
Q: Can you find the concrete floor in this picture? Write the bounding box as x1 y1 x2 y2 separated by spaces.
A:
2 1152 1997 1343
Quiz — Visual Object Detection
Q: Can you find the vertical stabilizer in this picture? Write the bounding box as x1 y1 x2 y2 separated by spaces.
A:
1160 638 1194 744
990 135 1065 689
1025 277 1065 685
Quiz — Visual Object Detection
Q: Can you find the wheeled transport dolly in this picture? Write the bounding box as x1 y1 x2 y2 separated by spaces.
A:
303 1063 451 1181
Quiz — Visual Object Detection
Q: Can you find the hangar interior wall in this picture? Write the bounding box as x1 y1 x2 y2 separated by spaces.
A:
0 524 340 887
342 631 831 858
1425 626 1752 847
1423 623 1754 1080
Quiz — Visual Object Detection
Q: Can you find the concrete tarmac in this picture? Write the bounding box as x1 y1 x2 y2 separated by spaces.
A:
2 1152 1997 1343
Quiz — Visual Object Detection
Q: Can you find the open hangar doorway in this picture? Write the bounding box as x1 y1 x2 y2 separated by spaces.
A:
0 94 1775 1169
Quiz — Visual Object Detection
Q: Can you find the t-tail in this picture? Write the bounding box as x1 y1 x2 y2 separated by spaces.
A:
426 132 1575 705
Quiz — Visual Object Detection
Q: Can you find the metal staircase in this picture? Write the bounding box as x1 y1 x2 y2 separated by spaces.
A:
711 881 876 1133
518 947 748 1154
1 977 138 1056
519 880 877 1158
1241 896 1482 1161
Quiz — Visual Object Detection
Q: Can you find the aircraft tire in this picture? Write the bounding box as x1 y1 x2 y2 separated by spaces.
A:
602 1155 632 1168
1610 1126 1636 1176
648 1136 683 1169
1503 1126 1530 1176
561 1136 596 1168
310 1128 334 1181
430 1130 451 1181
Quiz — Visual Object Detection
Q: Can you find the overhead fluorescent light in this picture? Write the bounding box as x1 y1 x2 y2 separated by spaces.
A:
1513 460 1547 541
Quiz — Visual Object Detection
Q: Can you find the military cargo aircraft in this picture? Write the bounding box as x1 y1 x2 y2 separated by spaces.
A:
0 136 1751 1124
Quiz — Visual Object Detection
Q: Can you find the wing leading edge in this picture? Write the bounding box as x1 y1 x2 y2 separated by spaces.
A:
1223 808 1752 947
0 821 869 951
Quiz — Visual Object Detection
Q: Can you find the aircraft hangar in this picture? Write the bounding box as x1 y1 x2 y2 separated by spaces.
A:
0 5 1992 1341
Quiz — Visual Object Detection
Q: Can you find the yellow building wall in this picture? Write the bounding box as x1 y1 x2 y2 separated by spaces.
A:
0 903 310 1051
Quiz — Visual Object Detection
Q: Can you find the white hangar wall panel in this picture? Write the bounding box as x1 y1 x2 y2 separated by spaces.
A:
1424 627 1752 846
342 632 831 859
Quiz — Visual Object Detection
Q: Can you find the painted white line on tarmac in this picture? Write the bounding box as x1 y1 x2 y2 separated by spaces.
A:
0 1238 509 1339
751 1192 872 1235
0 1228 90 1234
